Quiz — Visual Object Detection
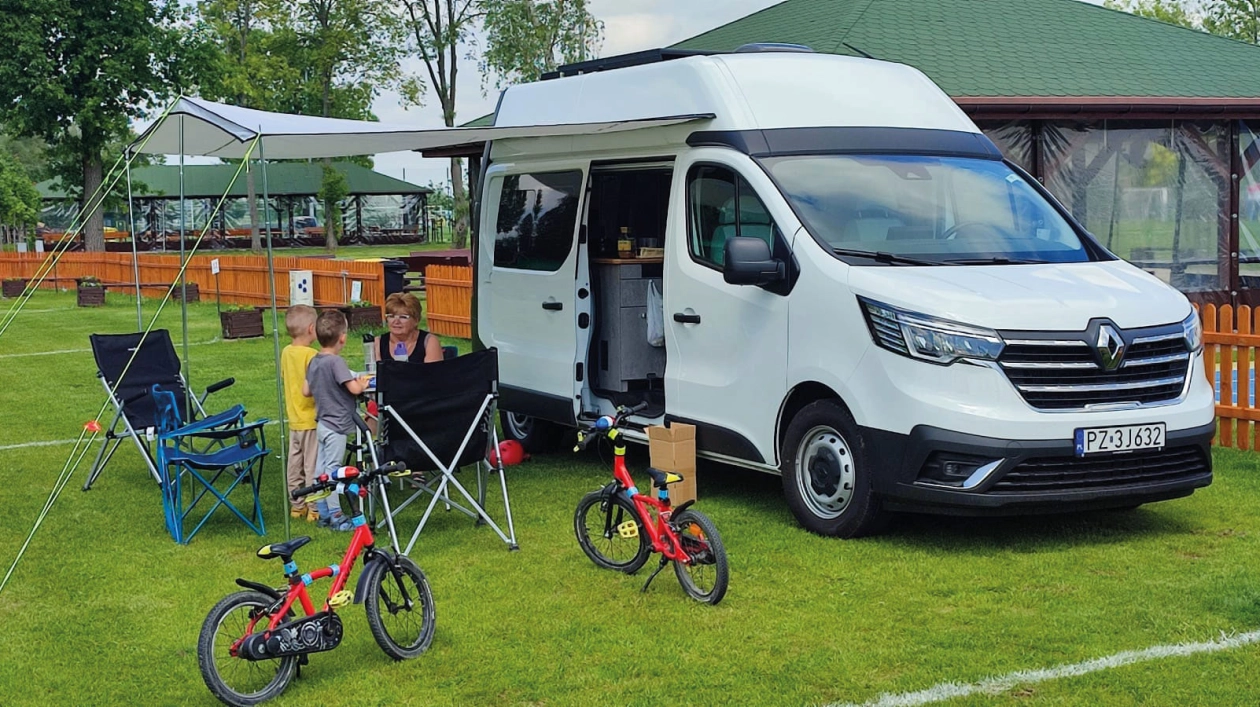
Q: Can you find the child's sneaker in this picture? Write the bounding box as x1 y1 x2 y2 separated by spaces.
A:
290 505 306 520
327 511 354 532
305 507 320 523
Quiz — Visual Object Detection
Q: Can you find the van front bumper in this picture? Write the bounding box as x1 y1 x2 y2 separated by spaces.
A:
862 421 1214 515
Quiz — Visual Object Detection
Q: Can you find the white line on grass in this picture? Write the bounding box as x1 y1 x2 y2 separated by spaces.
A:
0 338 223 359
0 439 78 452
0 420 282 454
832 629 1260 707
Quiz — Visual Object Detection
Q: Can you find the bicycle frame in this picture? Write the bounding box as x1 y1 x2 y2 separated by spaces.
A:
606 429 692 565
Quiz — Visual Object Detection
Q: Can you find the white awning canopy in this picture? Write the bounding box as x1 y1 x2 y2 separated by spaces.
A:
132 96 713 159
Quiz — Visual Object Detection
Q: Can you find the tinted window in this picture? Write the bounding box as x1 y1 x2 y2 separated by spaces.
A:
687 165 777 268
764 154 1088 264
494 171 583 271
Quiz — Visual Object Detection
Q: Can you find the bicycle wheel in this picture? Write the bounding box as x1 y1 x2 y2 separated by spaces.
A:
364 555 437 660
574 490 650 574
197 591 296 706
671 509 729 605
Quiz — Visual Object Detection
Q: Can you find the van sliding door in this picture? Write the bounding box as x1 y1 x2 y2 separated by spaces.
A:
477 166 585 425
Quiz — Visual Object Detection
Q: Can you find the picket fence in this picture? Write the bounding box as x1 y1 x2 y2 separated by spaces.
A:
1200 304 1260 449
0 252 384 310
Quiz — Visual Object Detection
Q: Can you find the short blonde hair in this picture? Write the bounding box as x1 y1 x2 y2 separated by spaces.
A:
385 292 422 321
285 304 316 338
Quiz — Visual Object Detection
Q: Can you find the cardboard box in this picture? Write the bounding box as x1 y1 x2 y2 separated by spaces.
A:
647 422 697 506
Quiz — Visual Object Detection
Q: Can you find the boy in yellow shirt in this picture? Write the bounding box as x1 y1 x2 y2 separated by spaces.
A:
280 305 320 522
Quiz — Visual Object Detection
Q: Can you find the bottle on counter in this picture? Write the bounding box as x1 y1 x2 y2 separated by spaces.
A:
617 226 635 258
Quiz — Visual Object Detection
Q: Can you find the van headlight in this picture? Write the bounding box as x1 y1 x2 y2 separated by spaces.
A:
1182 311 1202 353
859 297 1005 365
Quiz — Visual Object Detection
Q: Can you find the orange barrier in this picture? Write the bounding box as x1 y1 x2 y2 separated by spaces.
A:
1200 304 1260 449
425 264 472 339
0 252 384 311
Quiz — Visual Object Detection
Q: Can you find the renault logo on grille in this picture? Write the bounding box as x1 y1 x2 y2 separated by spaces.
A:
1096 324 1125 371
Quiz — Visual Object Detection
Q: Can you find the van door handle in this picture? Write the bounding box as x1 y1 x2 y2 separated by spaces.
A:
542 301 563 311
673 312 701 324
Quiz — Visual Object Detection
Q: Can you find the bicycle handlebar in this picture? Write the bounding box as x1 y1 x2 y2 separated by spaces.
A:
573 402 651 451
290 461 408 500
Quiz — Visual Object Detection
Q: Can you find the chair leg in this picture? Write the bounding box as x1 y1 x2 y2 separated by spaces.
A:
82 436 122 491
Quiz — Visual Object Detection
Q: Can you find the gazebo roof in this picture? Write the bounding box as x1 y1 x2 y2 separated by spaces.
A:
670 0 1260 114
38 162 430 200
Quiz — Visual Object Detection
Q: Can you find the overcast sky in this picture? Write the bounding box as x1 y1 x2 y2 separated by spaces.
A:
179 0 1107 187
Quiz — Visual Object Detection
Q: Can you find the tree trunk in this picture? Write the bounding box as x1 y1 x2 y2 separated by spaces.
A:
82 157 105 252
247 165 261 253
451 156 468 249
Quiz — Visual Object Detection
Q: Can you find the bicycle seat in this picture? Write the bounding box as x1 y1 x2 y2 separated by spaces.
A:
257 536 311 560
646 467 684 487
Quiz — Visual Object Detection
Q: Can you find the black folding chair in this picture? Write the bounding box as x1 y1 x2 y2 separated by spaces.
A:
82 330 242 491
376 348 518 554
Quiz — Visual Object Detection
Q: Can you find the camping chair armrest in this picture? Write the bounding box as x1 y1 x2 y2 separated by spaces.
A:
200 378 236 402
168 418 267 441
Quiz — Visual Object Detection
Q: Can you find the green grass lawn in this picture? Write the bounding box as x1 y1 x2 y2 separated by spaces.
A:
3 291 1260 706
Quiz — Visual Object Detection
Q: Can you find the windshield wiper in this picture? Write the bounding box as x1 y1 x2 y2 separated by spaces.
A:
944 257 1048 265
831 248 938 266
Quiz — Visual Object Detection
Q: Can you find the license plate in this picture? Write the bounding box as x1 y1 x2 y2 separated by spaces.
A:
1074 423 1166 457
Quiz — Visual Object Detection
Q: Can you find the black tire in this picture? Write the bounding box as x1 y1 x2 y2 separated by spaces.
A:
197 591 296 707
499 411 566 454
363 555 437 661
671 509 729 605
780 400 887 538
574 490 650 573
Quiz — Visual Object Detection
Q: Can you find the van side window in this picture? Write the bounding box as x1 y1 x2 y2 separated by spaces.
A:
687 165 778 268
493 171 583 271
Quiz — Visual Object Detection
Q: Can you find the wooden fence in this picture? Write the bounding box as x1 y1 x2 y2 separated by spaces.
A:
424 264 472 339
1201 304 1260 449
0 252 384 311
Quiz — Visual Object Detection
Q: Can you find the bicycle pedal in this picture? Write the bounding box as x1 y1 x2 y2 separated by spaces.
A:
617 520 639 539
328 590 354 609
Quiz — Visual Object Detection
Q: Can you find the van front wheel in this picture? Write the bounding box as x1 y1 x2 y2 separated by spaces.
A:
499 411 565 454
780 400 885 538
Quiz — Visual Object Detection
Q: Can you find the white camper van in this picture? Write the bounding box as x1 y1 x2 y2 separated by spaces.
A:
467 47 1215 537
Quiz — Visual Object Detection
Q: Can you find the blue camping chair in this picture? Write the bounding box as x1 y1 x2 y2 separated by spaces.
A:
152 384 270 544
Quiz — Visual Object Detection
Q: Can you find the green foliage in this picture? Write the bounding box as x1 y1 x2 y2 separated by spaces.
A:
0 134 50 182
1104 0 1202 28
77 276 103 287
221 302 258 312
318 163 350 249
0 155 41 237
481 0 603 86
1202 0 1260 44
0 0 219 251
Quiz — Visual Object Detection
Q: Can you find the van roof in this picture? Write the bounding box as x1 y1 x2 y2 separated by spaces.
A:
493 52 978 141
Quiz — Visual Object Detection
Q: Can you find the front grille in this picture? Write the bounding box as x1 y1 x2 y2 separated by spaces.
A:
998 327 1190 410
990 446 1208 493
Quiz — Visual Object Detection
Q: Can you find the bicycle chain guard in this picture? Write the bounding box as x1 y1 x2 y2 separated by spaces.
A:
239 611 344 660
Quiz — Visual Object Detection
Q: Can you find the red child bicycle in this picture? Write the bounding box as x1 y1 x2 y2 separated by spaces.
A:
197 461 436 706
573 403 729 605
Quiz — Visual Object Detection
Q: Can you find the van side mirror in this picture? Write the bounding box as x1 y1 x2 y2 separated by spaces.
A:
723 237 785 286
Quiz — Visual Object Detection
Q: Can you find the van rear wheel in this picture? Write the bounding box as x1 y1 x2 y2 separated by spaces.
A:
780 400 886 538
499 411 565 454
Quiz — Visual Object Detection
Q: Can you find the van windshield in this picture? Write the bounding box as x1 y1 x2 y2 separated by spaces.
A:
763 154 1091 265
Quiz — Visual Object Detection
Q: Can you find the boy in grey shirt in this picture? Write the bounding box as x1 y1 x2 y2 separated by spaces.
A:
302 310 372 531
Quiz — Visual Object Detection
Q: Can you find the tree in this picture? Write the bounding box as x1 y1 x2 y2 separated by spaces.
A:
401 0 601 249
482 0 603 86
317 164 350 246
0 155 41 247
0 1 216 251
401 0 483 249
1202 0 1260 44
275 0 405 251
0 134 49 183
1104 0 1202 29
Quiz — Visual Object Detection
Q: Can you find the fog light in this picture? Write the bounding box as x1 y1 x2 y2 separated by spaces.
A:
918 452 1004 490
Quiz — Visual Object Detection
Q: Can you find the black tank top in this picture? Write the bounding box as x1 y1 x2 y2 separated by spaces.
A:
378 331 432 362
